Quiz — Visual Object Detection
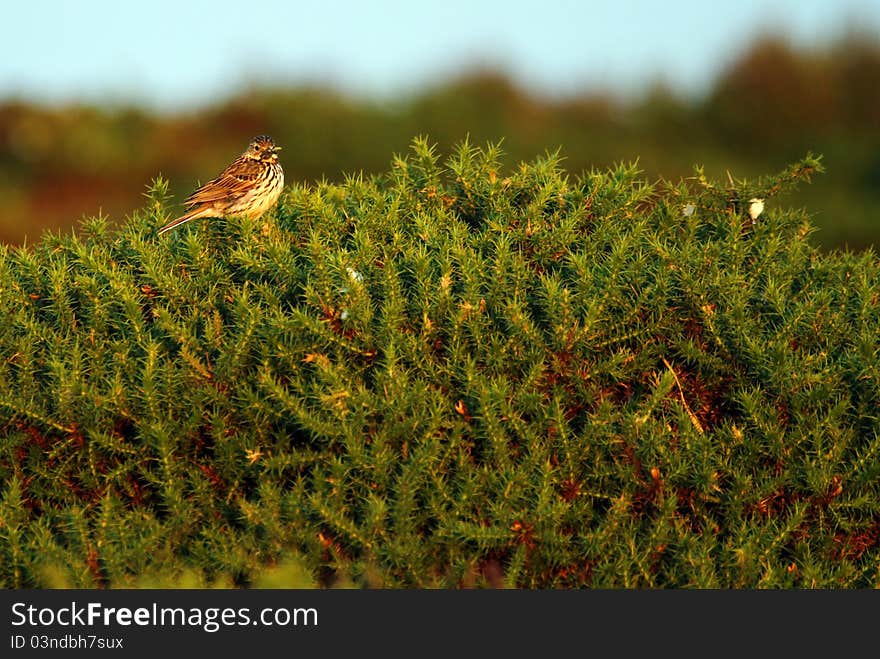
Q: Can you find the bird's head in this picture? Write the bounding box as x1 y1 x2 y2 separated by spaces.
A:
245 135 282 162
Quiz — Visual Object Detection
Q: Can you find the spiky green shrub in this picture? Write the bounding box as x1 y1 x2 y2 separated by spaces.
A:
1 139 877 588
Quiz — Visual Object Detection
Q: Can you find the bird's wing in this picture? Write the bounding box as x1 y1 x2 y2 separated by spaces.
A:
183 157 264 207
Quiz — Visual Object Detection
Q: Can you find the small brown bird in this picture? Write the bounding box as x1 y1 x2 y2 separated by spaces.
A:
158 135 284 235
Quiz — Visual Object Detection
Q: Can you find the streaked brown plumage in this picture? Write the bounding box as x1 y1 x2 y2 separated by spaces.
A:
158 135 284 235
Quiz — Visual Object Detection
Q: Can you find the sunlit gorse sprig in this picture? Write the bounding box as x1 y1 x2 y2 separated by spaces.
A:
1 139 877 588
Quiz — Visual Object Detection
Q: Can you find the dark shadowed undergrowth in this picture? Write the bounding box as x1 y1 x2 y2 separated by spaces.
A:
1 139 878 588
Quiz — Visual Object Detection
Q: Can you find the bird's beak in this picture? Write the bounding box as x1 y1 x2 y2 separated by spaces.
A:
273 146 283 153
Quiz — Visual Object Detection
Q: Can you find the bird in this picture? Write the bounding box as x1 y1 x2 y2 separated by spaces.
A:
747 198 765 223
157 135 284 235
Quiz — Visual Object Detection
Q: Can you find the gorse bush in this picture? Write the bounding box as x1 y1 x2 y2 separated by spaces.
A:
1 138 878 588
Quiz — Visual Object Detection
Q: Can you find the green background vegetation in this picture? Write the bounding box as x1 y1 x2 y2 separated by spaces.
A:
1 35 879 250
1 139 878 588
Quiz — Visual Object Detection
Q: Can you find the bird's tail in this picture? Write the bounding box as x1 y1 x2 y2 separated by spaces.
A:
157 207 212 235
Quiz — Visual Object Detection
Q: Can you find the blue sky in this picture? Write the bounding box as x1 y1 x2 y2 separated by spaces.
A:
3 0 879 110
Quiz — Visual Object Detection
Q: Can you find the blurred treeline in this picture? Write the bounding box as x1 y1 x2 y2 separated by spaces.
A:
0 34 878 249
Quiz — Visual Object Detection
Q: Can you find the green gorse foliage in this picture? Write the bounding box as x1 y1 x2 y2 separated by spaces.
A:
1 138 877 588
